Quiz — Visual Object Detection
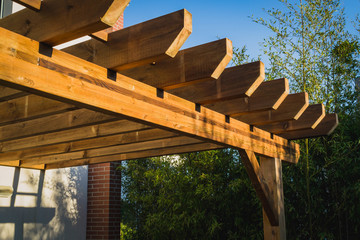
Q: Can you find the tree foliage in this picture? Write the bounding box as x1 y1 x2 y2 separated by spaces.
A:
120 0 360 239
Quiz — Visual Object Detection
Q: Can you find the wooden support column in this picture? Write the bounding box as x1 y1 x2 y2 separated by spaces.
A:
260 156 286 240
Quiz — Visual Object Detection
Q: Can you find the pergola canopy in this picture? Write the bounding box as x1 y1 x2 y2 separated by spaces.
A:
0 0 338 234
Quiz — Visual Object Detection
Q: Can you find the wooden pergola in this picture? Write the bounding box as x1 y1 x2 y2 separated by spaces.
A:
0 0 338 239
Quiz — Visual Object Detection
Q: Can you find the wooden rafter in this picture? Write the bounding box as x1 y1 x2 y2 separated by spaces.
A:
260 104 325 134
169 61 265 104
0 27 299 163
236 92 309 125
12 0 41 11
206 78 289 116
118 38 233 90
0 0 130 45
64 9 192 71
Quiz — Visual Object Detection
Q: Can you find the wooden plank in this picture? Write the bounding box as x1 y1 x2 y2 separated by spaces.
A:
260 156 286 239
236 92 309 125
279 113 338 140
205 78 289 116
90 29 110 42
0 108 116 141
0 95 76 126
0 27 299 162
260 104 325 134
20 136 202 166
0 120 151 152
0 0 130 45
168 61 265 104
45 142 224 169
0 86 29 102
0 160 44 170
238 149 279 226
0 128 176 162
119 38 233 90
64 9 192 70
12 0 41 11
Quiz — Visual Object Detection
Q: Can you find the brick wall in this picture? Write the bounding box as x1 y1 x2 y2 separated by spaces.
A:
86 15 124 240
87 162 122 239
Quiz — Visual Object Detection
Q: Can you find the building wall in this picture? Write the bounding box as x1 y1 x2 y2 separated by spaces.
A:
0 3 89 240
0 166 88 240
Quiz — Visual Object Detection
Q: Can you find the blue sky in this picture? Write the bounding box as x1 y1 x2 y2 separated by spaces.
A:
124 0 360 66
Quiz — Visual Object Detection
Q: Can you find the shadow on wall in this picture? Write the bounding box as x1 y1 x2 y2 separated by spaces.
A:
0 166 88 240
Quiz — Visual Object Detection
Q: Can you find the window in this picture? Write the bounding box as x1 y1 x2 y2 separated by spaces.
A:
0 0 12 18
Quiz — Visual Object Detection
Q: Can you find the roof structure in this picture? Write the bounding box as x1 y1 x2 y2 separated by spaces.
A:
0 0 338 237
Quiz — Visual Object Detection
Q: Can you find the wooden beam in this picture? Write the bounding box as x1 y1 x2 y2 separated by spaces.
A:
64 9 192 71
260 156 286 239
90 29 111 42
279 113 338 140
0 0 130 45
236 92 309 125
0 128 176 163
0 120 150 152
118 38 233 90
0 95 76 126
238 149 279 226
0 86 29 102
0 27 299 162
260 104 325 134
0 109 116 141
168 61 265 104
205 78 289 116
20 136 202 167
12 0 41 11
0 160 44 170
45 142 223 169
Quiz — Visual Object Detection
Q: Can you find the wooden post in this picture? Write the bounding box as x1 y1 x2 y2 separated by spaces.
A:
260 156 286 240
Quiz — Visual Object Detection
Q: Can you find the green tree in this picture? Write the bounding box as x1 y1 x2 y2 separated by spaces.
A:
120 150 264 240
253 0 360 238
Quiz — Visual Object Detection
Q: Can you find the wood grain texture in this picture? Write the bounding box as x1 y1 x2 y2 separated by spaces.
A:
168 61 265 104
279 113 338 140
12 0 41 11
261 156 286 238
0 27 299 163
20 136 202 166
260 104 325 134
119 38 233 90
238 149 279 226
206 78 289 116
0 127 168 163
0 108 116 141
0 0 130 45
45 142 223 169
236 92 309 125
0 95 76 126
64 9 192 70
0 86 29 102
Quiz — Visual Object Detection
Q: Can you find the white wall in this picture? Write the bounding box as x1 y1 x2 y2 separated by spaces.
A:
0 166 88 240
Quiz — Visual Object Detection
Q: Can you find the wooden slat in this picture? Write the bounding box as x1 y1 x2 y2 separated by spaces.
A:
238 149 279 226
12 0 41 11
0 0 130 45
260 104 325 134
236 92 309 125
0 86 29 102
20 136 202 167
0 128 176 162
0 108 116 141
0 160 44 170
90 29 110 42
260 156 286 237
168 61 265 104
0 120 151 153
119 38 233 90
279 113 338 140
206 78 289 116
64 9 192 71
45 142 223 169
0 95 76 126
0 27 299 162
